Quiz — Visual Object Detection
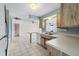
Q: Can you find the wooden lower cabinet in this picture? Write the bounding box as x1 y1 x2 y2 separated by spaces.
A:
47 45 69 56
41 37 45 48
40 37 48 49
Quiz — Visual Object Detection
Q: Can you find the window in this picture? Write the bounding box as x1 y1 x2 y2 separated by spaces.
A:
44 14 57 32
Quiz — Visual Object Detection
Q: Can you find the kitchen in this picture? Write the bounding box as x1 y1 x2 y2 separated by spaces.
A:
37 3 79 56
0 3 79 56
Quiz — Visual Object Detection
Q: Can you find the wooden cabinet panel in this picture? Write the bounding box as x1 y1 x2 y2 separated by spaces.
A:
39 17 46 31
59 3 79 28
39 17 43 28
47 45 69 56
57 14 62 27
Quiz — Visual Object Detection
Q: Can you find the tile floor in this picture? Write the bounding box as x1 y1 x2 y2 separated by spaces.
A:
8 34 48 56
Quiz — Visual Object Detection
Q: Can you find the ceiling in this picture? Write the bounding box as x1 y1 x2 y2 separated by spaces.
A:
6 3 60 19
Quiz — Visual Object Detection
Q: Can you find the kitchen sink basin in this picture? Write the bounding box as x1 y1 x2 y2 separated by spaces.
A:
45 32 53 35
41 34 56 40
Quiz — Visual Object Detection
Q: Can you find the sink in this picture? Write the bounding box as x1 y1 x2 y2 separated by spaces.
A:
45 32 53 35
41 34 56 40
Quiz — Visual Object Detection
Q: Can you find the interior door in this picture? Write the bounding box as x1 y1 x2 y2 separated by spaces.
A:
14 24 20 37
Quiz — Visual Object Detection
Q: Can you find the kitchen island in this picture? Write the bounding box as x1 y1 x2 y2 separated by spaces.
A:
46 32 79 56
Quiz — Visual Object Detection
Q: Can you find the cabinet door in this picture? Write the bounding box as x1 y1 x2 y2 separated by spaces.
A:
41 37 45 47
57 13 62 27
61 3 72 27
47 45 69 56
75 4 79 26
60 3 79 27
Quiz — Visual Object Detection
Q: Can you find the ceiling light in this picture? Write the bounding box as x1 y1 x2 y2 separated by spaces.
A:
31 3 38 9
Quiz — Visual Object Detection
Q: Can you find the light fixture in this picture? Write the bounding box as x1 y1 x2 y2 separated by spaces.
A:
31 3 38 9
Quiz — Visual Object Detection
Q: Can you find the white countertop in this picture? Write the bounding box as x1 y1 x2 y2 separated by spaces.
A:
46 33 79 56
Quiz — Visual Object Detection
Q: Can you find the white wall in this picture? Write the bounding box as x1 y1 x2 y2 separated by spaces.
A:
12 18 40 37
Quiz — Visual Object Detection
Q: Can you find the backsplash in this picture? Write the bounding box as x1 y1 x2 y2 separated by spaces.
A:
58 28 79 34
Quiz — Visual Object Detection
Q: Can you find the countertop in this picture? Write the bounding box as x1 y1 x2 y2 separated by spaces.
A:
46 32 79 56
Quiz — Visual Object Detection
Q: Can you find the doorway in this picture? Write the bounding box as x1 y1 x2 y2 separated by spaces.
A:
14 24 20 37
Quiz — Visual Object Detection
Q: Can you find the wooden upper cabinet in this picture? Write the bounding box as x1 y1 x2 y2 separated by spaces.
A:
39 17 43 28
57 10 62 27
59 3 79 28
39 17 46 30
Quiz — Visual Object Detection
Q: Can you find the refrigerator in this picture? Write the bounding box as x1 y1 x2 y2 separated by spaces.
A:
0 4 7 56
0 4 12 56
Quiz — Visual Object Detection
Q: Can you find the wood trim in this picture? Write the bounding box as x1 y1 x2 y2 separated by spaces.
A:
29 33 32 43
39 17 43 28
57 26 79 29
